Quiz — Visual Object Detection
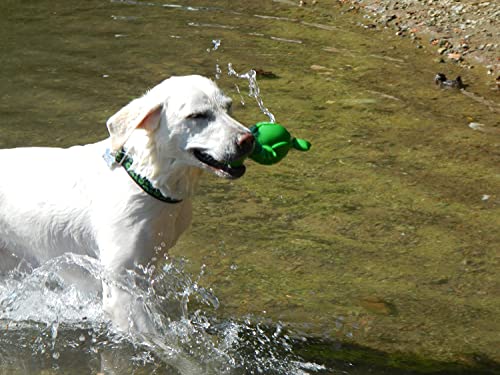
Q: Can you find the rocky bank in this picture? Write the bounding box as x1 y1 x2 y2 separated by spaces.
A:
304 0 500 90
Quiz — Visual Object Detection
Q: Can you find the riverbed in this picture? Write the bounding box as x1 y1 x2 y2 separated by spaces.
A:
1 0 499 373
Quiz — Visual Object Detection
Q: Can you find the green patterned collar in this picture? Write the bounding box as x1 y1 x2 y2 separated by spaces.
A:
115 149 182 204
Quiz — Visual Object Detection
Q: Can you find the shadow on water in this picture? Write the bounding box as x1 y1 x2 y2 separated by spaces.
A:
2 322 500 374
1 0 499 373
296 340 500 375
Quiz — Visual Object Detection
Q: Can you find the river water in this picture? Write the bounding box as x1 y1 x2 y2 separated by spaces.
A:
1 0 499 374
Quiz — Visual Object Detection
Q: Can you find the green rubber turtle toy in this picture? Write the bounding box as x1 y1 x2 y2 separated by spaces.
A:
232 121 311 167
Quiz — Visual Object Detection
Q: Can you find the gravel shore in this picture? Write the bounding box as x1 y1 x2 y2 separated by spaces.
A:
325 0 499 90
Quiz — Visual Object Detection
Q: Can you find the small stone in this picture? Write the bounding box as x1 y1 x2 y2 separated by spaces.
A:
469 122 486 131
360 296 397 316
310 64 327 71
447 52 462 61
430 277 449 285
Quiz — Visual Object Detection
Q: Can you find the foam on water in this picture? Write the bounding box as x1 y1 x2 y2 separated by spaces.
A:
0 253 324 374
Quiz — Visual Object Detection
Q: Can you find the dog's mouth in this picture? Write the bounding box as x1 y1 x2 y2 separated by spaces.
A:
193 149 246 179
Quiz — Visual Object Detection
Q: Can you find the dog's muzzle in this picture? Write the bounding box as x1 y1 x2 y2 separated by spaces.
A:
193 132 255 179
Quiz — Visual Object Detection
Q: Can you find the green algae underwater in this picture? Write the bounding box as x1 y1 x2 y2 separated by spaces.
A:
1 0 499 373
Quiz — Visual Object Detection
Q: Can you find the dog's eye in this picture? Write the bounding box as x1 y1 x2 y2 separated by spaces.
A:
187 112 209 120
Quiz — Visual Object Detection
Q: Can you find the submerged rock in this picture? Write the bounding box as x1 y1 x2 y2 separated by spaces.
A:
359 297 397 316
434 73 466 89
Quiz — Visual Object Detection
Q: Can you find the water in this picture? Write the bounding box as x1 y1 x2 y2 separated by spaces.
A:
0 254 323 374
1 0 500 373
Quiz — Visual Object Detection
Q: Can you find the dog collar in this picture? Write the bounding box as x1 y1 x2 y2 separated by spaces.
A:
114 149 182 204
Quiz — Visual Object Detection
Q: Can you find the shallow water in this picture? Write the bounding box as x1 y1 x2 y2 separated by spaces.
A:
1 0 499 373
0 254 324 374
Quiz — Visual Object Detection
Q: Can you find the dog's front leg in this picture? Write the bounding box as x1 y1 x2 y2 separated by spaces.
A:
102 280 156 334
95 225 159 334
93 196 193 334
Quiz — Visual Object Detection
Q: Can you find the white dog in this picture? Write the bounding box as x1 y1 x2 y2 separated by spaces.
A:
0 75 254 332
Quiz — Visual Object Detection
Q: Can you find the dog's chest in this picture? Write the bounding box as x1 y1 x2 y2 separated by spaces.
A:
137 199 193 261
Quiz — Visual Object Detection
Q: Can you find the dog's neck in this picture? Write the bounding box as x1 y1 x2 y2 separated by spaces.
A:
116 135 202 202
114 149 184 203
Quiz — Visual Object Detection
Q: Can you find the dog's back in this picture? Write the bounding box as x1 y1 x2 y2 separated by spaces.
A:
0 143 103 267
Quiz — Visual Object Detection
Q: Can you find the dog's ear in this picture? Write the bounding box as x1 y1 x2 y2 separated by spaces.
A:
106 100 163 152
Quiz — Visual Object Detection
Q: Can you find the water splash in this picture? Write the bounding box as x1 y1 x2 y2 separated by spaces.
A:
210 39 223 80
0 254 324 374
208 39 222 53
212 39 221 50
233 83 246 106
227 63 276 123
207 43 275 122
215 64 222 80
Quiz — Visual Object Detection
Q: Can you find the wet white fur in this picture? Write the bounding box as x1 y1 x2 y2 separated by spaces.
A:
0 75 251 332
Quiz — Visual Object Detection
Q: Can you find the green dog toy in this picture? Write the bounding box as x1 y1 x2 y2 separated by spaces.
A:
232 122 311 166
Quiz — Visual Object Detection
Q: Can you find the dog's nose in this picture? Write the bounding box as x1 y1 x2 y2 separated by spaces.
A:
237 132 255 155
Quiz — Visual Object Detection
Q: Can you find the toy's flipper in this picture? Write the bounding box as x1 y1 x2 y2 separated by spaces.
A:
292 138 311 151
250 144 281 165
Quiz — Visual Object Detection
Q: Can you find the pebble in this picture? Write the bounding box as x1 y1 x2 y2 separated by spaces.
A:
430 277 449 285
468 122 486 131
310 64 334 72
360 296 396 316
447 52 462 61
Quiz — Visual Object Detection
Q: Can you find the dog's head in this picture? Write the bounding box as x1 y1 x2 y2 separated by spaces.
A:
106 75 254 180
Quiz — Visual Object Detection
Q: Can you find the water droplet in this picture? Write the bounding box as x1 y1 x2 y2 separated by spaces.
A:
215 64 222 80
212 39 221 50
